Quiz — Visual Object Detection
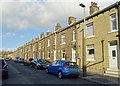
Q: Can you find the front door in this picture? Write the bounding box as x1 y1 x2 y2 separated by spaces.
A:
72 48 76 62
54 49 56 61
109 41 118 69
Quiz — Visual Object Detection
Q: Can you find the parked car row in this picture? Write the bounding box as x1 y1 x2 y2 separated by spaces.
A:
14 57 80 79
14 57 24 63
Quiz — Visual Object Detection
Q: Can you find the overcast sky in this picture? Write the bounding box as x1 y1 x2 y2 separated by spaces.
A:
0 0 119 51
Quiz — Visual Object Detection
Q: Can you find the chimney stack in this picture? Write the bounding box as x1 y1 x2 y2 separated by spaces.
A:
35 37 39 40
55 23 61 31
90 2 99 15
40 32 45 38
46 30 52 36
68 16 76 25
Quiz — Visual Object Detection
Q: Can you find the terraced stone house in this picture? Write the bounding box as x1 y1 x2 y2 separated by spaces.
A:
12 2 120 77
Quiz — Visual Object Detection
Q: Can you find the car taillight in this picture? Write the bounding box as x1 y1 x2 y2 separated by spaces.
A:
63 64 68 68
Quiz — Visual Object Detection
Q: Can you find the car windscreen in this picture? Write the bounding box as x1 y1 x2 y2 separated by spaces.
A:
66 62 78 66
29 58 33 61
38 59 44 62
43 60 49 64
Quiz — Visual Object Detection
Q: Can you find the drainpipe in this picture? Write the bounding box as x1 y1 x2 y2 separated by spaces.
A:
116 2 120 70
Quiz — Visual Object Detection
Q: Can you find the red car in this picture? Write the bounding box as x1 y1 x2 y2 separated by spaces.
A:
24 58 33 66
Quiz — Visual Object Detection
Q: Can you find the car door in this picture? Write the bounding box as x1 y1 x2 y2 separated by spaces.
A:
34 59 38 67
49 61 57 73
54 61 59 74
32 59 37 67
52 61 62 74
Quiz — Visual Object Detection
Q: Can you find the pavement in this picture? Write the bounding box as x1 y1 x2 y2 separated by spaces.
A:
3 60 120 86
81 74 120 86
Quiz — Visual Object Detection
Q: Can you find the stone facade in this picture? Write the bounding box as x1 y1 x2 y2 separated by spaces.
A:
12 2 120 77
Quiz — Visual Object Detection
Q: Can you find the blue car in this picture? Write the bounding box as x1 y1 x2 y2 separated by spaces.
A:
46 60 80 79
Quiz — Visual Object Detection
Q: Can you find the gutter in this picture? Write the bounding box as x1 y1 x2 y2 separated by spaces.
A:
59 1 120 32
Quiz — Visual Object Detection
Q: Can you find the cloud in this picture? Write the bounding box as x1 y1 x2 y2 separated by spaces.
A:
19 34 25 38
0 48 17 51
6 32 16 36
1 0 119 32
0 32 16 38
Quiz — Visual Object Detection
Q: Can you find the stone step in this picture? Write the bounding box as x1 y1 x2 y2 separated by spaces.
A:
106 71 120 75
106 68 120 72
104 73 120 77
104 68 120 78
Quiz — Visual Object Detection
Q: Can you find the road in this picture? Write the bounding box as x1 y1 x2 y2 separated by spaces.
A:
2 60 100 85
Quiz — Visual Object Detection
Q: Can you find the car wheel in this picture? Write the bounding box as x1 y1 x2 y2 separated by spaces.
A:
74 75 79 78
46 68 49 73
24 63 26 65
58 71 63 79
3 75 8 79
5 75 8 79
30 64 33 68
35 65 38 69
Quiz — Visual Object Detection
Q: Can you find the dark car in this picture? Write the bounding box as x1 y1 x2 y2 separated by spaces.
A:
30 58 39 68
35 59 50 69
14 57 20 63
4 58 10 61
46 60 80 79
24 58 33 66
0 58 8 79
30 59 46 69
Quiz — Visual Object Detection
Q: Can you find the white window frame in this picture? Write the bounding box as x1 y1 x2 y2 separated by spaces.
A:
73 30 76 41
86 44 95 61
61 34 66 44
48 39 50 46
110 13 117 31
86 23 94 38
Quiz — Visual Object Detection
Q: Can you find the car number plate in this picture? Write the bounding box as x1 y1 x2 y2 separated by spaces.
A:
70 68 76 70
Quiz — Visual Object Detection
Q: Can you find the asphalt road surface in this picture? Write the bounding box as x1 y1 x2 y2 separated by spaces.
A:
2 60 100 85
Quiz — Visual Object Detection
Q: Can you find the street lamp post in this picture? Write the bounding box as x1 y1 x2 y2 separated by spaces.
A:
79 3 87 77
54 31 57 61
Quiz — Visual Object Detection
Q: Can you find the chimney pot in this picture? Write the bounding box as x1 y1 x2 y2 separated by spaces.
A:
68 16 76 25
55 23 61 31
90 2 99 15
